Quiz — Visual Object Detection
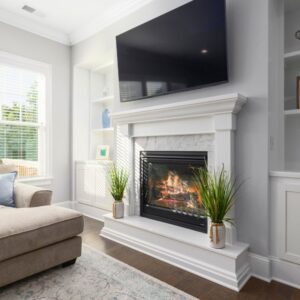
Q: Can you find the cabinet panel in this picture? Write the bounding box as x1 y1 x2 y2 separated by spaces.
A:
286 191 300 263
76 162 113 211
76 165 96 207
95 164 114 210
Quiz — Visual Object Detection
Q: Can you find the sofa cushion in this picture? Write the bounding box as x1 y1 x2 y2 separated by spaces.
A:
0 172 17 207
0 206 84 262
0 165 18 174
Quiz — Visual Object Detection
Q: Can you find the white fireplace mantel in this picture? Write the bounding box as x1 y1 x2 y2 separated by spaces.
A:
101 93 249 291
111 93 247 125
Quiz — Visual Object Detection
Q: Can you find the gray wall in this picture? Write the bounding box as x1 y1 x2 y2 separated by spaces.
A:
72 0 270 256
0 21 71 204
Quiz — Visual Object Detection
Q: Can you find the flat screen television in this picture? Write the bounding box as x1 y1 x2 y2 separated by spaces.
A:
116 0 227 102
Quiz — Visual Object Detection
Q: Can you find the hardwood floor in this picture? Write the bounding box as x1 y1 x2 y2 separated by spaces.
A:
81 216 300 300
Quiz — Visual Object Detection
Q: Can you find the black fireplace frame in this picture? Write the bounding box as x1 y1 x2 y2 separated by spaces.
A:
140 151 208 233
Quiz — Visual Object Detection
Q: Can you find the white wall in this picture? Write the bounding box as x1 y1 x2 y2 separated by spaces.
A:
0 21 71 203
72 0 270 256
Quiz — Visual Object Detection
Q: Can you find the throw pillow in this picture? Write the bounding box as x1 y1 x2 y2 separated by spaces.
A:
0 172 17 207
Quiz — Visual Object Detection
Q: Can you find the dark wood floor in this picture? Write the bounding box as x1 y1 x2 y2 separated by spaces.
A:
81 216 300 300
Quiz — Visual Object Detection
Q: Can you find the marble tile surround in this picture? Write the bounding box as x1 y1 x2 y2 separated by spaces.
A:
133 134 215 215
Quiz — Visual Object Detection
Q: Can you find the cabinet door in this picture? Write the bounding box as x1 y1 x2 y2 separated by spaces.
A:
76 164 96 206
94 164 114 211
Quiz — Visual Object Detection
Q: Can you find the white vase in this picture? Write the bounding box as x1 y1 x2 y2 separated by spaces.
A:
209 223 226 249
112 201 124 219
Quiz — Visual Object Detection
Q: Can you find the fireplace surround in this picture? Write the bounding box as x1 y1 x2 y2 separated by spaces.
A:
140 151 208 232
101 93 250 291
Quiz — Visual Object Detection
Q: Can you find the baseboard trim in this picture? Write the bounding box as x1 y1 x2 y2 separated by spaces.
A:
249 252 300 288
74 202 110 222
249 252 271 282
53 201 107 222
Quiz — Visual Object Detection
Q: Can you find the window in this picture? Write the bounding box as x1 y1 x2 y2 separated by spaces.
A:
0 54 50 178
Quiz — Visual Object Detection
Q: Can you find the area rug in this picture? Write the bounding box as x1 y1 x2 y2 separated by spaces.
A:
0 245 196 300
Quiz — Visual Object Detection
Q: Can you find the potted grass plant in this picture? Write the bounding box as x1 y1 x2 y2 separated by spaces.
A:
193 165 240 249
109 165 129 219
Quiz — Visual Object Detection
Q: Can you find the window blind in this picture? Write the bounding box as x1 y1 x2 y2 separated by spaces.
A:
0 64 45 178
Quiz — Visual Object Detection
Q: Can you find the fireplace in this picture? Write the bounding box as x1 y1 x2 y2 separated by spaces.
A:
140 151 207 232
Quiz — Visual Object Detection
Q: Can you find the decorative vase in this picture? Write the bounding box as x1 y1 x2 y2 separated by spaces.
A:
102 108 111 128
112 201 124 219
209 222 225 249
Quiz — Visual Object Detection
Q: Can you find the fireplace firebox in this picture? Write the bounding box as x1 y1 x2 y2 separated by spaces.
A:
140 151 207 232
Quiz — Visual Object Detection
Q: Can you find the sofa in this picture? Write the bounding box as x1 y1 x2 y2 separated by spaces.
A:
0 165 84 288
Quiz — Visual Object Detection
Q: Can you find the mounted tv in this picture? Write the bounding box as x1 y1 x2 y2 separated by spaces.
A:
116 0 227 102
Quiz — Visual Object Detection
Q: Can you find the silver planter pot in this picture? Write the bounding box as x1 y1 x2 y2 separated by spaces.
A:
112 201 124 219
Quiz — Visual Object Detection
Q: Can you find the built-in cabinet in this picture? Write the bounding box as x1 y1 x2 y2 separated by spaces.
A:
75 161 114 211
72 56 117 214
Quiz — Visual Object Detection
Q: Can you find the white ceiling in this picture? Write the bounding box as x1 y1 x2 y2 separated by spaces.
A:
0 0 153 45
285 0 300 13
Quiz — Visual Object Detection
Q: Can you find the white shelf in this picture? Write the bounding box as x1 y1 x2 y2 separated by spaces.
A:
284 50 300 64
92 127 114 134
91 95 114 104
285 50 300 59
284 109 300 116
92 61 114 73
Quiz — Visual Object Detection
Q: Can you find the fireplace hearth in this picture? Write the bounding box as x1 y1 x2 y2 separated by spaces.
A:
140 151 207 232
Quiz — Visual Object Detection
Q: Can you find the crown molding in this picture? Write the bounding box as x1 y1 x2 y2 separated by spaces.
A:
69 0 154 45
0 8 70 45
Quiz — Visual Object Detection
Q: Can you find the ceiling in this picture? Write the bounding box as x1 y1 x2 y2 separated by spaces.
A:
0 0 153 45
285 0 300 13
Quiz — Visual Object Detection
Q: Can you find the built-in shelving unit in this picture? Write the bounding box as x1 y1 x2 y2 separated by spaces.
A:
72 56 117 215
89 60 115 161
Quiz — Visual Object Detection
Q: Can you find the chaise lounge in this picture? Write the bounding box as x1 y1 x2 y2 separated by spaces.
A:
0 165 84 287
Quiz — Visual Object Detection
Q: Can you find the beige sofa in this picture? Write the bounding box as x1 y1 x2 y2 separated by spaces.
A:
0 165 84 287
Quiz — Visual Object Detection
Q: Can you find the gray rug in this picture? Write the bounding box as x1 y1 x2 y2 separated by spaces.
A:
0 245 196 300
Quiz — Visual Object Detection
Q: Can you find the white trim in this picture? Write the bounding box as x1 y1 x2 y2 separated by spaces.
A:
249 252 271 282
0 8 70 45
0 0 155 45
0 50 52 180
111 93 247 125
100 214 250 291
74 201 110 222
249 252 300 289
69 0 154 45
270 170 300 179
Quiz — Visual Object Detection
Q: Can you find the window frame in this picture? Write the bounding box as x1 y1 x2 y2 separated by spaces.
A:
0 51 52 182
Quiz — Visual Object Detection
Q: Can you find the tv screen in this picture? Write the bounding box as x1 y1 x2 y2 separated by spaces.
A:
116 0 227 102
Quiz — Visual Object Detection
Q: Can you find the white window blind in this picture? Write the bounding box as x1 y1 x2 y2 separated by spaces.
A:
0 64 46 178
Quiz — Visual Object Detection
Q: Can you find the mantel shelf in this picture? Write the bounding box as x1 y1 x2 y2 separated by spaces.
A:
111 93 247 125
